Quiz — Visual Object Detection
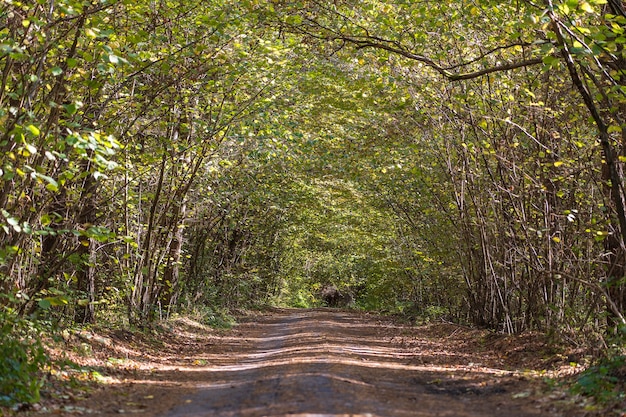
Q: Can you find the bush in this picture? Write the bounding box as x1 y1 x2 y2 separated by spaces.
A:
572 355 625 405
203 307 236 329
0 308 48 406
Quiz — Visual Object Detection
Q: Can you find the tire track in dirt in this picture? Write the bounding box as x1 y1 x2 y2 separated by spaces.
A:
160 309 552 417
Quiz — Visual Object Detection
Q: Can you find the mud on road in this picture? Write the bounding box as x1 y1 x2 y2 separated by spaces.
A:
58 309 582 416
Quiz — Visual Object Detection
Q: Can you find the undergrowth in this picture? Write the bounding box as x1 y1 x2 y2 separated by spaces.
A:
571 354 626 414
0 307 48 407
193 306 236 328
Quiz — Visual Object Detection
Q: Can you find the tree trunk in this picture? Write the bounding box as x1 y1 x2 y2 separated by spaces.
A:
160 197 186 317
75 160 98 324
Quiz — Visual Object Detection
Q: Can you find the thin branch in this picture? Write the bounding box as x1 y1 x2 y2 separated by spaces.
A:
447 58 544 80
293 18 544 81
547 0 626 247
442 41 536 71
557 272 626 325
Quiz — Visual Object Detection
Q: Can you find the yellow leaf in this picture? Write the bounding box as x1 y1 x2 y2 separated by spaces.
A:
554 161 564 167
552 236 561 243
85 28 97 38
26 125 40 136
580 1 594 13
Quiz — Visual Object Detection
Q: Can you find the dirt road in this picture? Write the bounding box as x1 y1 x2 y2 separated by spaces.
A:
68 308 578 416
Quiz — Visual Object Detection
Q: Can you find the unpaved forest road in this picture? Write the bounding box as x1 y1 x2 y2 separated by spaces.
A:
81 309 580 417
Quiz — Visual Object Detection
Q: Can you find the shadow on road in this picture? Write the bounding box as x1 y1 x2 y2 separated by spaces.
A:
146 309 547 417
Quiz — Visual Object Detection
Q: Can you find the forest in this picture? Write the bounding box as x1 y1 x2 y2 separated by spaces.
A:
1 0 626 410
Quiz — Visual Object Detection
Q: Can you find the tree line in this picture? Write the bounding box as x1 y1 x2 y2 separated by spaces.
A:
1 0 625 352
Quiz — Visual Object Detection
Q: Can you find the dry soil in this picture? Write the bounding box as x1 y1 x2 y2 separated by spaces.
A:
25 308 590 416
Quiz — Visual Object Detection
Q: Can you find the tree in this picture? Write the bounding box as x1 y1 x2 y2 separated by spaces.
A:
267 0 625 330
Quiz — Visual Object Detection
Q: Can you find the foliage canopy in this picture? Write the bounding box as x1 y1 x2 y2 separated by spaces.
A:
2 0 626 405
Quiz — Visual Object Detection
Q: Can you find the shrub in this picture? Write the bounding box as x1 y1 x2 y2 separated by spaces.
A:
572 355 625 405
0 308 48 406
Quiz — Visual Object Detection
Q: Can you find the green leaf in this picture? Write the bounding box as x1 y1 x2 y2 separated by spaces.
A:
543 55 557 65
33 173 59 191
63 102 78 115
44 296 68 306
286 15 303 25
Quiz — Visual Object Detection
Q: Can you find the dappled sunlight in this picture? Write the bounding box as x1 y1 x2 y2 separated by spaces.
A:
151 356 512 376
68 310 555 416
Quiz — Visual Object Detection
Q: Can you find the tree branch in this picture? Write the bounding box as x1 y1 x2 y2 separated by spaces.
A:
442 41 536 71
547 0 626 247
290 17 544 81
334 35 543 80
447 58 544 80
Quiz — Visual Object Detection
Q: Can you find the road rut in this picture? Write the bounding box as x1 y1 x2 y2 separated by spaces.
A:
159 309 551 417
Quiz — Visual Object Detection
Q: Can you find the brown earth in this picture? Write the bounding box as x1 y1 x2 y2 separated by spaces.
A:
10 308 592 416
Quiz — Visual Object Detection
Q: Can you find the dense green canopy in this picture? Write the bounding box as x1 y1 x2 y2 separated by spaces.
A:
1 0 625 340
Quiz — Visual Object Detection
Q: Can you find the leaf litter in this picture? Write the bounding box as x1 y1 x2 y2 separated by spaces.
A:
3 308 606 416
